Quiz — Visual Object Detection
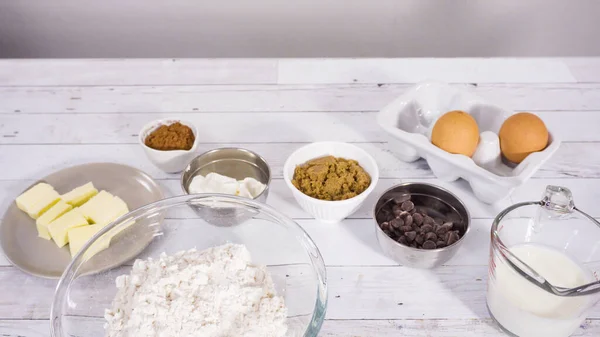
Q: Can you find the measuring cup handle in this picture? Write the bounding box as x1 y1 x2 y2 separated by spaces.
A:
541 185 575 214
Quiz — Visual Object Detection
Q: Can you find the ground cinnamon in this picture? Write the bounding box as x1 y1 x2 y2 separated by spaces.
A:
145 122 195 151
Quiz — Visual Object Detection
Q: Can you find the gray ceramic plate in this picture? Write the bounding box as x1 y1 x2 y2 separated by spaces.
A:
0 163 164 279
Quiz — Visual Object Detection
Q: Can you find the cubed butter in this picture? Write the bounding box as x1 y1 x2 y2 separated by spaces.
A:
68 224 110 259
15 183 61 219
61 182 98 207
78 190 115 222
82 193 129 226
47 209 89 248
35 200 73 240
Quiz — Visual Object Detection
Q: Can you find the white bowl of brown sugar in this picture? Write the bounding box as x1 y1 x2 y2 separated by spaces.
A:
283 142 379 223
139 119 199 173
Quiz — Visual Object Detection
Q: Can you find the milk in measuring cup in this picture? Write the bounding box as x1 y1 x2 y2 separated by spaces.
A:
488 243 591 337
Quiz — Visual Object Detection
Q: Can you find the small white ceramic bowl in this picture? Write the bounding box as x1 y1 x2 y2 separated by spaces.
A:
283 142 380 223
139 119 199 173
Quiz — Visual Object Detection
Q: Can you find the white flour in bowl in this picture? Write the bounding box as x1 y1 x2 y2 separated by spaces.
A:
104 244 288 337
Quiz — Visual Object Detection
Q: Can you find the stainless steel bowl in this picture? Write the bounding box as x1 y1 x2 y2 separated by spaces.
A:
373 182 470 268
181 147 271 226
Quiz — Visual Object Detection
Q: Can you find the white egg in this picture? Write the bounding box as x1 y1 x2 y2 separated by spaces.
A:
472 131 502 170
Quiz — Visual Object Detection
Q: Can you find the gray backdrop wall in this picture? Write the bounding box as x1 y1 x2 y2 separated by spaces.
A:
1 0 599 58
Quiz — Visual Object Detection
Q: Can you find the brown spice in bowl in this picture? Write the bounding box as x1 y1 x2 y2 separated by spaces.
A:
292 156 371 201
145 122 195 151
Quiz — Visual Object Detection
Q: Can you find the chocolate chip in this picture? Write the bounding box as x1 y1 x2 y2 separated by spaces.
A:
376 193 465 251
422 240 437 249
380 222 390 231
401 200 415 212
400 225 412 233
425 232 438 242
398 211 410 219
404 214 413 227
446 231 460 246
420 224 434 234
416 207 428 216
436 222 453 236
392 204 403 217
412 213 423 225
390 218 404 228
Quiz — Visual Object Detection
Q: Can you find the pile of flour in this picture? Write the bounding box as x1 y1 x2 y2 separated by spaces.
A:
104 244 288 337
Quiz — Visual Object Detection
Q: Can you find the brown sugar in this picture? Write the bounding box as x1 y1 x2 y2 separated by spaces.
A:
292 155 371 201
145 122 195 151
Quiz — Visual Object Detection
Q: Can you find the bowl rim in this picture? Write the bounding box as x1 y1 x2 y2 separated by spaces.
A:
283 141 380 205
179 147 272 201
138 118 199 154
372 182 471 253
50 194 328 337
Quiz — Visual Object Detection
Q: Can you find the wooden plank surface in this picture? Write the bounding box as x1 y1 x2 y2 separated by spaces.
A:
1 111 600 143
277 59 576 84
1 58 599 336
2 84 600 114
3 318 599 337
0 143 598 181
3 265 599 321
0 59 279 86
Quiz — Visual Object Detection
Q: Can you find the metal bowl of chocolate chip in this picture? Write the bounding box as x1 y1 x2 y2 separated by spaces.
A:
373 182 470 269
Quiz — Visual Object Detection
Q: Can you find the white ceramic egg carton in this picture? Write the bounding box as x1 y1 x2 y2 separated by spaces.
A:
377 81 561 204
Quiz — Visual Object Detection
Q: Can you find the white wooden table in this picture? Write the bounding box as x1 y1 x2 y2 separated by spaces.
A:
1 58 600 336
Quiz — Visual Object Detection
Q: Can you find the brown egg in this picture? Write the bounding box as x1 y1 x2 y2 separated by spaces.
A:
499 112 549 163
431 110 479 157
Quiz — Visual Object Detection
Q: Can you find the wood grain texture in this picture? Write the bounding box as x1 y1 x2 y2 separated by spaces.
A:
278 58 576 84
0 58 578 87
2 318 599 337
2 84 600 114
1 110 599 143
0 59 278 86
2 265 600 321
0 143 598 181
3 318 598 337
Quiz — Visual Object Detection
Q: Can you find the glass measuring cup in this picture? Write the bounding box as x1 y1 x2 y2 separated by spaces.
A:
487 185 600 337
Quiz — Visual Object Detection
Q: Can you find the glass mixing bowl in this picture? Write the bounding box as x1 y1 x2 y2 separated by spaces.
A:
50 194 327 337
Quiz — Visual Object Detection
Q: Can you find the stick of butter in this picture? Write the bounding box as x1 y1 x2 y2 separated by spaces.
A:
79 192 129 226
15 183 61 219
68 224 110 259
47 209 89 248
77 190 115 223
35 200 73 240
61 182 98 207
